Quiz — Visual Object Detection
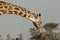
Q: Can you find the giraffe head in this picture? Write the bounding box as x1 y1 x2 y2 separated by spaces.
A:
32 13 43 33
32 13 42 28
36 14 42 27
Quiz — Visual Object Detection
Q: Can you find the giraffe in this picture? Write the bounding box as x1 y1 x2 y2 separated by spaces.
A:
0 1 43 33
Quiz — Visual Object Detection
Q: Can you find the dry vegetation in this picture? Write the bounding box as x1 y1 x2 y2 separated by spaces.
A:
29 28 60 40
29 23 60 40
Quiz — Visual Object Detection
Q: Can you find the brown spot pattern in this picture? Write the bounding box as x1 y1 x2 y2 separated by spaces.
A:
14 7 19 10
19 12 23 15
13 11 18 14
27 11 30 14
23 14 27 17
0 3 2 5
0 10 5 13
0 6 3 8
8 11 13 14
4 5 8 8
28 15 31 18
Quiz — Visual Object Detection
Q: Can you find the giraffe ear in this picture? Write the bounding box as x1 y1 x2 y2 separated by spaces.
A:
38 14 41 16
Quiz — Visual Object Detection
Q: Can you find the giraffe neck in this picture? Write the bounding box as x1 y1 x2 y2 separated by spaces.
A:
0 1 43 33
0 1 38 22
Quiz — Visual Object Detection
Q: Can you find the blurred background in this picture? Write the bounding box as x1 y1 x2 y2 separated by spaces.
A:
0 0 60 40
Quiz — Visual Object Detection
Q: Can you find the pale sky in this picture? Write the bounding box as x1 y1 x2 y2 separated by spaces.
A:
0 0 60 40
